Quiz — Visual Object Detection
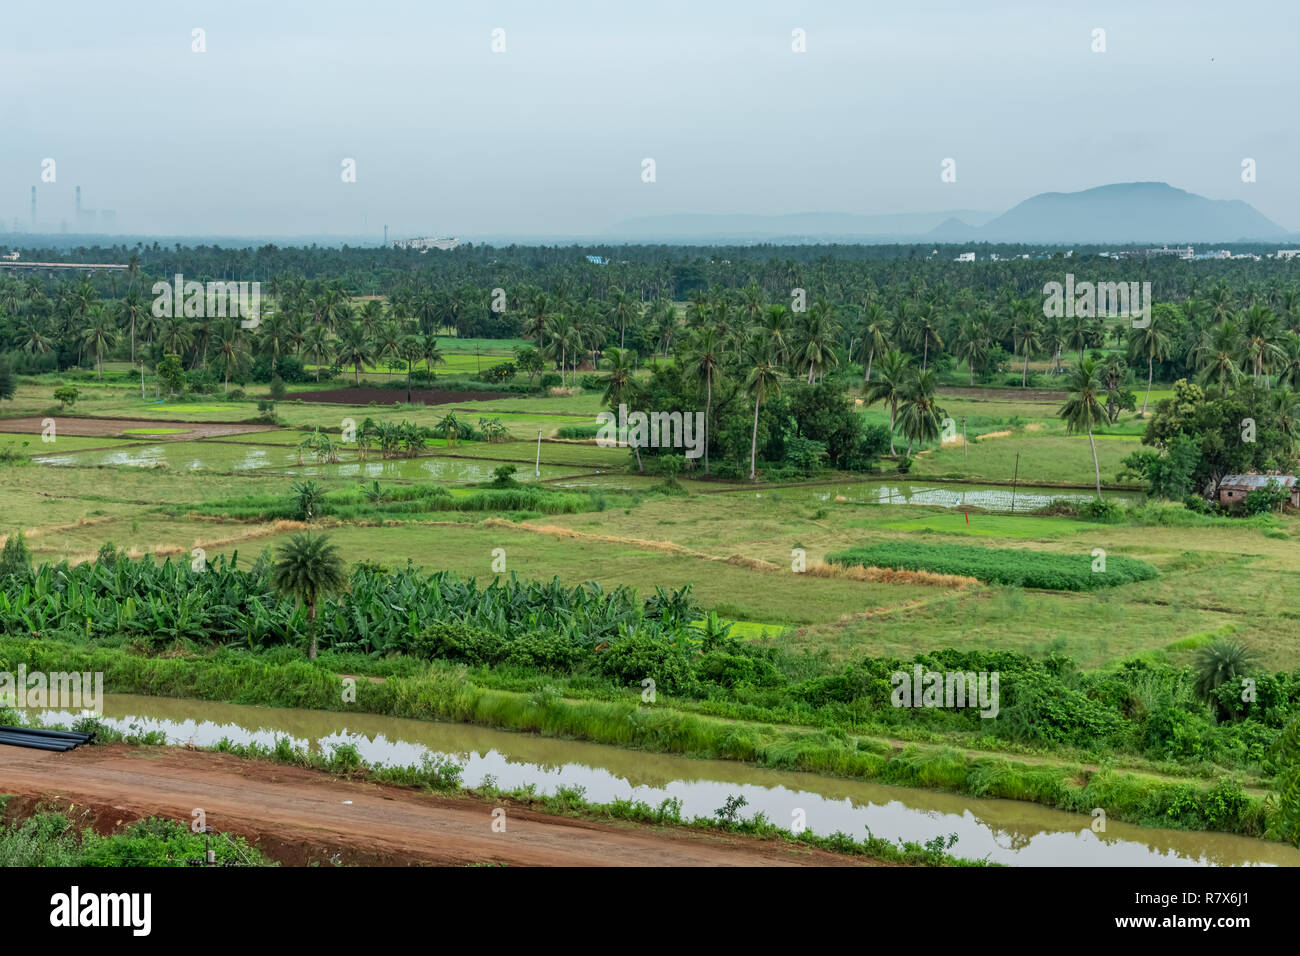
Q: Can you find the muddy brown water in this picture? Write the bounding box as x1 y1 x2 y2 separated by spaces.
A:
34 694 1300 867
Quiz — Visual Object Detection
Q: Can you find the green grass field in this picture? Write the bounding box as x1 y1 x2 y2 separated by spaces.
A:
5 351 1298 676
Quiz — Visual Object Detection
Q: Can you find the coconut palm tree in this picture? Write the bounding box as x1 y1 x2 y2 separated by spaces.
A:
321 285 351 330
189 314 214 369
271 532 346 660
1127 311 1173 415
1205 283 1234 324
649 299 678 361
211 320 250 393
602 347 642 470
1059 356 1107 500
284 309 310 357
1043 316 1068 375
684 289 709 328
743 337 782 480
398 335 424 401
761 304 795 368
954 317 991 386
608 290 639 350
79 307 119 380
336 321 374 385
865 349 911 458
739 283 765 330
1192 320 1243 392
302 324 331 382
374 320 404 380
360 299 386 338
912 303 943 371
22 318 54 360
1270 387 1300 455
257 312 289 375
0 277 23 316
1238 303 1284 387
859 303 890 384
119 289 148 366
523 291 550 349
896 368 946 458
1278 333 1300 390
158 313 192 359
418 334 445 383
601 346 638 408
684 327 723 476
1065 312 1091 363
797 300 839 383
1018 313 1043 388
1001 300 1031 368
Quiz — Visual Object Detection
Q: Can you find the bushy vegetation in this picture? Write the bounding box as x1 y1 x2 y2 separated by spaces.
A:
826 541 1158 591
0 810 270 867
4 632 1293 836
192 482 592 521
0 553 705 654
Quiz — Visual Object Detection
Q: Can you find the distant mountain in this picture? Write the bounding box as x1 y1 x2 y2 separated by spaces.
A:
953 182 1288 244
604 183 1290 246
606 210 998 243
927 217 982 242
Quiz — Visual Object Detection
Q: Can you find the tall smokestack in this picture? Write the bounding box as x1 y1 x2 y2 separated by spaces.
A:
384 224 388 246
75 185 81 222
30 186 36 226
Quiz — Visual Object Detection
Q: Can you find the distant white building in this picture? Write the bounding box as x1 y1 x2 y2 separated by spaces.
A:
1277 250 1300 260
954 252 975 262
586 255 609 265
1146 245 1194 259
392 236 460 252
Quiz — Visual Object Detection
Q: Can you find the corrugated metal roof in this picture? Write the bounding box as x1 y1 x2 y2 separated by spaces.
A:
1220 474 1298 489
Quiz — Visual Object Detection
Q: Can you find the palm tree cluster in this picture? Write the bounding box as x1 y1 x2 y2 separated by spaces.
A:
5 258 1299 403
0 273 453 393
597 284 948 479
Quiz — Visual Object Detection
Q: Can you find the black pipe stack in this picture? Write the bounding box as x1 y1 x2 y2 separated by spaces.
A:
0 726 96 752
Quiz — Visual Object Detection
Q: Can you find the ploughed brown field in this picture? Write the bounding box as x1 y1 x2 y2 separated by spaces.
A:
288 387 512 406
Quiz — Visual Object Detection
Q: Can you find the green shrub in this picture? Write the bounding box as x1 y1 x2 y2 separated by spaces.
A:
556 424 601 439
1078 499 1125 523
598 632 696 695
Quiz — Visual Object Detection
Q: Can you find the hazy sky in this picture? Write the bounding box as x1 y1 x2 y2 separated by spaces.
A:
3 0 1297 238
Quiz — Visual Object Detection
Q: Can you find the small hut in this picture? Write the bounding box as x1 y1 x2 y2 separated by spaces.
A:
1218 474 1300 508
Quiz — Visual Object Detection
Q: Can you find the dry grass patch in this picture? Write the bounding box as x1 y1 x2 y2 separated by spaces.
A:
806 562 978 589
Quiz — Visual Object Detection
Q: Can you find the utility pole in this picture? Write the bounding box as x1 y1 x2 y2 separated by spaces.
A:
535 428 542 478
962 416 967 459
1010 451 1021 513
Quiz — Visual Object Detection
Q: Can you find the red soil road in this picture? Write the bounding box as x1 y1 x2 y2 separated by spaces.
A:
0 745 874 867
0 417 274 439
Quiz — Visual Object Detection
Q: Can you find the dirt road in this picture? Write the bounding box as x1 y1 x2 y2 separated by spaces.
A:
0 745 873 867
